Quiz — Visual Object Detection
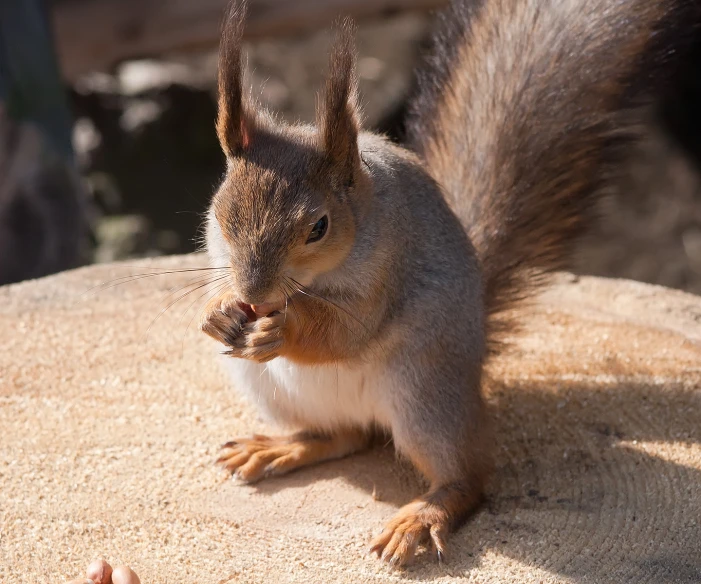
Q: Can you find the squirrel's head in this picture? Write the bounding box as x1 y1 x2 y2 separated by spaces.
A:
207 0 369 311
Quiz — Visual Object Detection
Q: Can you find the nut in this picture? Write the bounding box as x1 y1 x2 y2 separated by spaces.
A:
86 559 113 584
111 565 141 584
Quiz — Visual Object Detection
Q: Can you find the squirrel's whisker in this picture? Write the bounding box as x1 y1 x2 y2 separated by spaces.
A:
157 273 231 308
143 275 230 341
179 279 232 357
78 266 230 303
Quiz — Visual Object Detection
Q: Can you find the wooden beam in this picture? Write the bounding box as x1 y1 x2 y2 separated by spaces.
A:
51 0 445 81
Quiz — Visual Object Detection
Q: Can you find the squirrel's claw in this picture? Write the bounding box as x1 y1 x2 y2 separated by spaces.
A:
216 432 358 483
224 311 286 362
201 292 287 362
370 500 450 568
217 435 281 483
200 291 248 347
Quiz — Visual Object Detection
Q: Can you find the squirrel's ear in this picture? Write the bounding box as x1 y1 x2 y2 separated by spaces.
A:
317 18 361 184
216 0 254 157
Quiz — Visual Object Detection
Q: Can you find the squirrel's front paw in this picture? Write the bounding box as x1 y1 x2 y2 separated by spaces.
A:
199 291 249 347
224 311 286 363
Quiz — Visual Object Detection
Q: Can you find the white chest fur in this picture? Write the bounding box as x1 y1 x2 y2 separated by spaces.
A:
221 356 391 432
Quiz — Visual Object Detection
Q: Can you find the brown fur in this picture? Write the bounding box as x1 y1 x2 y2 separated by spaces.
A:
409 0 701 348
369 481 485 565
217 429 370 482
317 18 363 189
201 0 700 568
215 0 251 156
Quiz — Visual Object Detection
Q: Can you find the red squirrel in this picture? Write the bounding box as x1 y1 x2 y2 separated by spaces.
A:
200 0 700 566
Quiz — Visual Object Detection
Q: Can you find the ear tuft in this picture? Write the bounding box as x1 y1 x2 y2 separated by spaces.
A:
216 0 254 157
317 17 361 184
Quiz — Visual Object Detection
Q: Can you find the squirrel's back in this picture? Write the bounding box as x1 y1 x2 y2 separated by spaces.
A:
409 0 700 345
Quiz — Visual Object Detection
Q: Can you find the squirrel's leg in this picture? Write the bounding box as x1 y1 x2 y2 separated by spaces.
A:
217 428 370 483
371 369 491 566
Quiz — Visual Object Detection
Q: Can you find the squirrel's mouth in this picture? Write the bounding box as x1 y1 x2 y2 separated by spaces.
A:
238 301 285 322
237 302 258 322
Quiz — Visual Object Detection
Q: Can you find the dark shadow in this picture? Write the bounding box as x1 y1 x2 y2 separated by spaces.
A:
250 439 425 509
230 376 701 582
72 84 225 256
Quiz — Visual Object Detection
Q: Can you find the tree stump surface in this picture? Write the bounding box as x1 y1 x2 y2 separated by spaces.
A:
1 254 699 583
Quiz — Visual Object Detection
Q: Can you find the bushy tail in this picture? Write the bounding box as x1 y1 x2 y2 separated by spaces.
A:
408 0 700 346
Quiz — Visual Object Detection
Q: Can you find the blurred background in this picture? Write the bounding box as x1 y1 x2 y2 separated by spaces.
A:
1 0 700 292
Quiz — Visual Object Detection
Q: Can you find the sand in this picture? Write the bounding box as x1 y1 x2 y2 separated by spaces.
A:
1 254 699 583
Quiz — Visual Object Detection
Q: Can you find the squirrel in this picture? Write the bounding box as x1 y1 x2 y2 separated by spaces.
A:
199 0 700 567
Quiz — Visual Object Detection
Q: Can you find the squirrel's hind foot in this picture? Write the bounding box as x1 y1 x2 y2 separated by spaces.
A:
370 499 449 567
217 429 369 483
370 480 483 567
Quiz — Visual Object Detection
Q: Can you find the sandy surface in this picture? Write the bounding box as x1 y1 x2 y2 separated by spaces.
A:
1 254 699 583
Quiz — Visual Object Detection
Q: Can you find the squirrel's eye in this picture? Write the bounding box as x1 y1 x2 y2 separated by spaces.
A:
306 215 328 244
